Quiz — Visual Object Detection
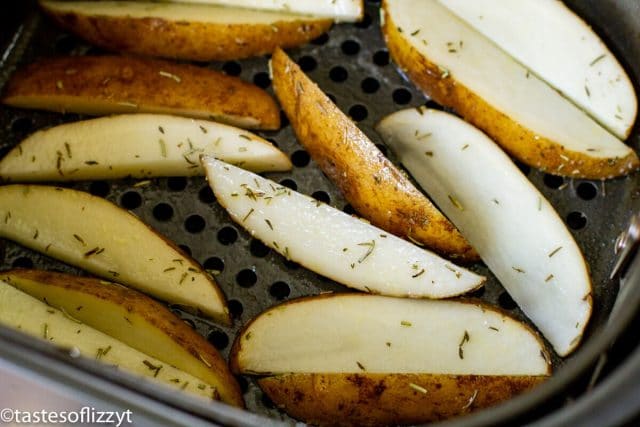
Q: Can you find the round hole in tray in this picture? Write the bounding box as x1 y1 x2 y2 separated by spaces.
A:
236 269 258 288
222 61 242 76
354 12 372 29
330 66 349 83
279 110 290 128
312 191 331 204
178 245 192 256
250 239 270 258
217 226 238 245
311 33 329 45
269 281 291 300
253 72 271 89
341 39 361 55
469 287 485 299
361 77 380 94
544 174 565 189
515 161 531 176
89 181 110 198
198 186 215 204
153 202 174 221
291 150 311 167
349 104 368 121
283 260 300 270
167 177 188 191
120 191 142 210
567 211 587 230
261 393 276 409
498 291 518 310
392 88 412 105
343 204 357 215
425 99 445 110
185 214 206 234
227 299 243 319
326 93 337 103
10 117 33 134
12 257 33 269
203 256 224 274
373 50 389 66
207 329 229 350
280 179 298 191
297 55 318 72
577 182 598 200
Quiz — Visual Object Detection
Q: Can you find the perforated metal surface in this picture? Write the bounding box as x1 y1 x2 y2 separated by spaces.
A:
0 0 639 423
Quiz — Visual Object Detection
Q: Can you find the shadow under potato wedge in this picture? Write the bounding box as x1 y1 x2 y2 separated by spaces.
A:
2 55 280 130
270 47 477 261
39 0 333 62
0 270 243 407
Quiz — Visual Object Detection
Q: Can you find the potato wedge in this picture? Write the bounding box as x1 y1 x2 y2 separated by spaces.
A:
1 270 243 407
231 293 550 425
39 1 333 61
0 114 291 182
270 47 477 261
0 270 244 407
203 157 484 298
0 185 230 324
439 0 637 139
376 108 592 356
381 0 639 179
164 0 364 23
0 281 230 402
2 55 280 130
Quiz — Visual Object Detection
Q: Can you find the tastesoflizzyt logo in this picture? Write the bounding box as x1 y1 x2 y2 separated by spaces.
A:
0 407 133 426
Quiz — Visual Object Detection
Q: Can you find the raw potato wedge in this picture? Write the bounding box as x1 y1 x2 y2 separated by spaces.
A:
376 108 592 356
39 1 333 61
381 0 639 179
203 157 485 298
270 47 477 261
164 0 364 23
2 55 280 130
439 0 637 139
231 294 551 425
1 270 243 407
0 114 291 182
0 185 230 325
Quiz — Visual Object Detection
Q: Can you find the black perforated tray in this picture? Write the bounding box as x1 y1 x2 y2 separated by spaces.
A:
1 0 640 425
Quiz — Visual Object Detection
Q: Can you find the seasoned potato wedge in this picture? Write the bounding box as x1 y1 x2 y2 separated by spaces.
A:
2 55 280 130
0 114 291 182
203 157 484 299
39 1 333 61
0 271 243 406
0 185 230 324
231 293 550 425
376 108 592 356
165 0 364 23
439 0 637 139
381 0 639 179
270 47 477 261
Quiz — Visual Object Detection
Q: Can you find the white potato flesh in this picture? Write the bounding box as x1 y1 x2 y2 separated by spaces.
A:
385 0 632 162
0 185 229 324
376 108 592 356
41 1 330 24
235 294 550 376
0 114 291 182
0 283 217 399
439 0 637 139
163 0 363 22
203 157 484 298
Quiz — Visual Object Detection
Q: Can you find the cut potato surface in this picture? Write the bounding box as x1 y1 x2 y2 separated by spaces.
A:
0 114 291 182
2 55 280 130
164 0 364 23
1 270 243 407
204 157 484 298
439 0 637 139
232 294 550 425
0 282 221 401
376 108 592 356
381 0 639 179
0 185 230 324
39 1 333 61
270 47 477 261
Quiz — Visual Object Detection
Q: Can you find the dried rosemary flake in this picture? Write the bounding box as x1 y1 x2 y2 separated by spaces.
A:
400 320 412 327
43 323 49 339
143 360 163 377
356 361 366 371
158 70 181 83
545 274 554 282
265 219 274 230
488 326 499 332
448 194 464 211
158 139 167 158
412 269 426 278
242 208 255 222
357 240 376 263
409 383 427 394
512 266 525 274
445 264 462 279
163 267 176 273
424 151 434 157
179 272 188 285
410 29 420 36
84 160 99 166
548 246 563 258
590 54 606 66
458 330 470 359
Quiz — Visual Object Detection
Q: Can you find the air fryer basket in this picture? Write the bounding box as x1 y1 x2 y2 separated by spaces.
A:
0 0 639 425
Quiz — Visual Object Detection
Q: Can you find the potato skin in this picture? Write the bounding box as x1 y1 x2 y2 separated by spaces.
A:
271 48 477 262
259 372 547 426
381 1 639 179
40 2 333 62
1 269 244 407
2 55 280 130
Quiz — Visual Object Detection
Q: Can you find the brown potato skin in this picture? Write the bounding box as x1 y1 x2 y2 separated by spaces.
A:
40 2 332 62
2 55 280 130
271 48 477 262
1 269 244 407
259 372 547 426
381 1 639 180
